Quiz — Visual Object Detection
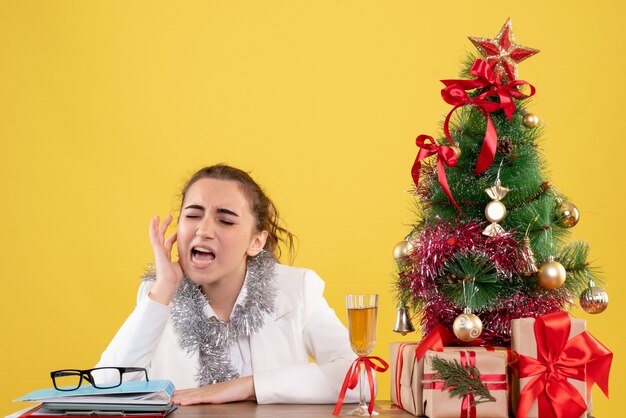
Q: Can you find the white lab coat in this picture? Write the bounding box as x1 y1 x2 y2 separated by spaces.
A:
96 264 362 404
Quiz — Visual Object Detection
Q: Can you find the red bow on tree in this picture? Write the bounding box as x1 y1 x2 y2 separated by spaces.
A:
516 312 613 418
441 59 535 174
411 134 462 213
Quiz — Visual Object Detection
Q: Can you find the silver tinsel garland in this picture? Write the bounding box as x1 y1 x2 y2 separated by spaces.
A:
143 251 277 385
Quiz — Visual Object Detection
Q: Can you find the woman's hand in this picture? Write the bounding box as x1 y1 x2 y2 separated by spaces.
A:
172 376 256 405
148 214 184 305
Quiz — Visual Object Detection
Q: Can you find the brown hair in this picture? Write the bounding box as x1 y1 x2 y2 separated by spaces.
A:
181 164 296 263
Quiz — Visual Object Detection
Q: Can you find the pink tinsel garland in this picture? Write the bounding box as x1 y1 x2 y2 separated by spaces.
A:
403 219 568 345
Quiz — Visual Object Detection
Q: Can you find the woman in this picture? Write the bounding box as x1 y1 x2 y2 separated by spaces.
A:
96 164 360 405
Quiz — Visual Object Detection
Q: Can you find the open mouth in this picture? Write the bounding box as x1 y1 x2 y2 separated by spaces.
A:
191 246 216 267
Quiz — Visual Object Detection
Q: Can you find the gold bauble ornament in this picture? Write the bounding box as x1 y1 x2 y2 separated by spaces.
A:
393 240 414 271
537 257 566 289
580 281 609 314
523 113 540 128
451 145 462 160
555 201 580 228
393 240 414 260
452 309 483 342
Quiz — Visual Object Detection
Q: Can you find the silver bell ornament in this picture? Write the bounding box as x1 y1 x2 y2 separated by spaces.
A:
393 303 416 335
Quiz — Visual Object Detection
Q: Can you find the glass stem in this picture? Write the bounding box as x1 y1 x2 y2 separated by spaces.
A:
359 361 368 411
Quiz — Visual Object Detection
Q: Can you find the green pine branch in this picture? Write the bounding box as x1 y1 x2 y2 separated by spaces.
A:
439 252 502 309
431 356 496 405
558 241 604 292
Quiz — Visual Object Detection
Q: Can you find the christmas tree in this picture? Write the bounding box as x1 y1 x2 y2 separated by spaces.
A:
394 19 609 346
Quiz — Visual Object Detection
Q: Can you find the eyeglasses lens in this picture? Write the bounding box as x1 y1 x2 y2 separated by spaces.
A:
90 368 122 388
53 371 82 390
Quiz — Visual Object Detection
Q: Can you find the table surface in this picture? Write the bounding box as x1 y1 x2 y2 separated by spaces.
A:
169 401 414 418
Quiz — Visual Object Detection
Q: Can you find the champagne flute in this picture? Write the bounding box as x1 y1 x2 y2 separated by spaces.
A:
346 294 378 416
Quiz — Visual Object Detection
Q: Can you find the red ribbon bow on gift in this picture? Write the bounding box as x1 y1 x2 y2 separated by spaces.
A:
516 312 613 418
333 356 389 416
411 134 462 213
441 59 535 175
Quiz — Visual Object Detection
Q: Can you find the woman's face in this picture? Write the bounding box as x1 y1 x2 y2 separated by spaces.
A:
177 178 267 287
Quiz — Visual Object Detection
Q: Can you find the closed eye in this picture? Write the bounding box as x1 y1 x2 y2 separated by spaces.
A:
183 204 205 219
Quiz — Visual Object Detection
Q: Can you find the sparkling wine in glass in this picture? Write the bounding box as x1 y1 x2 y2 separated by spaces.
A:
346 294 378 416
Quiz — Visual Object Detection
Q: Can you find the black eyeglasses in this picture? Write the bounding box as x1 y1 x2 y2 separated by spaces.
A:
50 367 149 391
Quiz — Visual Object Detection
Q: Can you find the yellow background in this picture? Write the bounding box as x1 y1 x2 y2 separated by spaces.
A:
1 1 624 416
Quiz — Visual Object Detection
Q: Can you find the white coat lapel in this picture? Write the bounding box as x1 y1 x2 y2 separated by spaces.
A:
271 289 292 320
249 289 296 371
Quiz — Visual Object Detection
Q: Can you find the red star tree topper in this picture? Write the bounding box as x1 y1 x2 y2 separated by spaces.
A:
469 18 539 81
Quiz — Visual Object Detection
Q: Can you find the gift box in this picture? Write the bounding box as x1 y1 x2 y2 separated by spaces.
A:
511 312 612 418
390 342 422 416
391 338 511 417
422 349 508 418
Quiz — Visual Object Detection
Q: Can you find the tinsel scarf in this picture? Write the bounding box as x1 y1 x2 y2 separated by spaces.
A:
143 251 277 385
